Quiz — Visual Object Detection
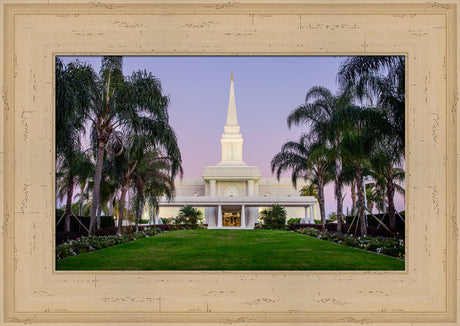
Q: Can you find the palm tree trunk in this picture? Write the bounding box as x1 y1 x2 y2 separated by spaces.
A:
335 180 343 235
64 178 74 233
367 198 373 213
317 176 326 232
355 166 367 236
335 158 344 235
350 181 357 215
96 204 101 230
108 195 114 216
89 141 106 236
79 184 84 217
117 186 128 236
387 180 396 228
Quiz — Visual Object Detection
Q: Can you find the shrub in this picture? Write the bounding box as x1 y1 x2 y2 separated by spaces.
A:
287 218 302 224
175 206 204 226
259 204 287 229
56 228 163 260
161 217 171 224
294 228 405 260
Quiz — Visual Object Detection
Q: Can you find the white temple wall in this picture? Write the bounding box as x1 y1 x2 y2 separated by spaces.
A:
247 207 259 228
158 207 181 220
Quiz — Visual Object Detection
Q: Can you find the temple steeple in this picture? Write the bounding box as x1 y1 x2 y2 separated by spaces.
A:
220 74 244 165
224 73 240 134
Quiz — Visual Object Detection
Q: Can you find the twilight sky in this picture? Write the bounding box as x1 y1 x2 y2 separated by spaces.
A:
60 56 404 215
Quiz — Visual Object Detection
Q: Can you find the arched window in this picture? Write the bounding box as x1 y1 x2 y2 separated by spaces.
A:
230 145 234 160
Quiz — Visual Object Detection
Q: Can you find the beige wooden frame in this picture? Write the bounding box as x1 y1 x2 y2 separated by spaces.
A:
1 1 458 325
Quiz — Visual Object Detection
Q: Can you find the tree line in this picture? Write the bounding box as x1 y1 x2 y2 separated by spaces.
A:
56 56 182 236
271 56 405 236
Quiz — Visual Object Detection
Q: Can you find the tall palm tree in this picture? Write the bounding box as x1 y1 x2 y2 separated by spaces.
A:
108 132 180 235
55 59 95 158
55 58 95 233
338 56 405 156
271 134 333 231
58 56 182 235
287 86 353 234
56 152 93 233
328 105 391 236
142 154 176 226
133 148 176 232
369 146 405 228
338 56 406 233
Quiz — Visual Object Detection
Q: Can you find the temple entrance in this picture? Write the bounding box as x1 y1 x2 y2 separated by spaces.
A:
222 207 241 227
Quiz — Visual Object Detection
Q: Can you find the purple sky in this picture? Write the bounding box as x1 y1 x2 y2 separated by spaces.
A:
60 56 404 215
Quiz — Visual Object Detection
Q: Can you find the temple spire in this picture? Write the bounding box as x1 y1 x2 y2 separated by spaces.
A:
220 74 244 164
225 73 238 127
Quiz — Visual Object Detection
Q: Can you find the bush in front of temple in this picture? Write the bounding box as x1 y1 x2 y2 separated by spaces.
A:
175 205 204 227
259 204 287 229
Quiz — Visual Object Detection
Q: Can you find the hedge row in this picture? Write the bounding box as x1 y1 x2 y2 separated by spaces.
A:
295 227 405 260
56 228 163 260
288 223 404 239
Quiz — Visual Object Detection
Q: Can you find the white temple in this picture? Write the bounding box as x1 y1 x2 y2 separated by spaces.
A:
157 74 318 228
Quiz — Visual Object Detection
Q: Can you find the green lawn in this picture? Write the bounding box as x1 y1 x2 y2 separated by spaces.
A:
56 229 405 270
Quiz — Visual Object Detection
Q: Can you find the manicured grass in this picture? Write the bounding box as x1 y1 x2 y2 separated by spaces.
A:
56 229 405 270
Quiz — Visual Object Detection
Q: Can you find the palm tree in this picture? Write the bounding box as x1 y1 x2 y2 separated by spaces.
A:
133 148 177 232
75 178 91 217
259 204 287 228
287 86 353 234
55 58 95 157
107 131 180 235
55 58 95 233
176 205 203 226
369 147 405 228
142 154 176 226
328 105 391 236
338 56 405 156
56 152 93 233
58 56 182 236
299 183 318 199
364 183 379 213
271 134 333 231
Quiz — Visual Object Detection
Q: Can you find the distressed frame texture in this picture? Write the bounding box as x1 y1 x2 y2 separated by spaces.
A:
1 1 459 325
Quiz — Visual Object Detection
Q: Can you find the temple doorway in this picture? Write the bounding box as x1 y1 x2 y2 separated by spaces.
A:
222 207 241 227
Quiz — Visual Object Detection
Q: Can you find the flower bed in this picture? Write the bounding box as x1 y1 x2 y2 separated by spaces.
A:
295 227 405 260
56 228 163 260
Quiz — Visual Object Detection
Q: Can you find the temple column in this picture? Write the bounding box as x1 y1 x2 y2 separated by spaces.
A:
310 206 315 219
217 205 223 228
210 180 216 196
305 206 309 219
247 180 254 196
241 205 246 228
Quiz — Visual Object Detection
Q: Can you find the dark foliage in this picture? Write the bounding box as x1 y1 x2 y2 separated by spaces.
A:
289 222 404 239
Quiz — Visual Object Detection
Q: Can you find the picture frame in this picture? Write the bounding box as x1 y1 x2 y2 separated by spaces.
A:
1 0 458 324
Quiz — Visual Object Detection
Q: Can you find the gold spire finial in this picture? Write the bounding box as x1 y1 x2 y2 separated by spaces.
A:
231 73 234 81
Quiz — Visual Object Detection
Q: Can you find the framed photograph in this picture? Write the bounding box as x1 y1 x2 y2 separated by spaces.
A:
1 1 458 325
